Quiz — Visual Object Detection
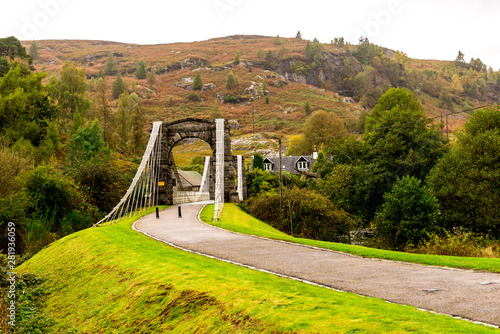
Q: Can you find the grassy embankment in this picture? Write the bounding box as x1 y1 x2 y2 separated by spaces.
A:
17 207 498 333
200 204 500 273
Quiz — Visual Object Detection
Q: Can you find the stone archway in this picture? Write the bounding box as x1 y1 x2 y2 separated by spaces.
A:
158 118 247 205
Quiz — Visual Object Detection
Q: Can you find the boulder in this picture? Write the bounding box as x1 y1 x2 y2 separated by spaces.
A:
202 83 216 91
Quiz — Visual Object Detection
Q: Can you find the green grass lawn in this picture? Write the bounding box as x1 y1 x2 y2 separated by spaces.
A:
200 204 500 273
17 207 499 333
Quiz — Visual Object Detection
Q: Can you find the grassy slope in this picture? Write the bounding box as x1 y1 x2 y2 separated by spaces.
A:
17 208 498 333
201 204 500 273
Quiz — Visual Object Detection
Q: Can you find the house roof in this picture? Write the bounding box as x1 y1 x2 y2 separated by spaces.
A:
177 170 203 187
263 155 315 173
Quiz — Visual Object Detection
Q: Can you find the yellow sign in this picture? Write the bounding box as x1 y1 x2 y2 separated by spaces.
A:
158 182 165 186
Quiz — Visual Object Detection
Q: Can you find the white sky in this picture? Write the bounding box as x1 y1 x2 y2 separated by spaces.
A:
2 0 500 70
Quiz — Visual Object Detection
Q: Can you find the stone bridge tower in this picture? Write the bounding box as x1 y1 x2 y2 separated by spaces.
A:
157 118 247 205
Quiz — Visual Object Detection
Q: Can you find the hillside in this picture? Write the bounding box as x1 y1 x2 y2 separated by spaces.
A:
23 35 500 138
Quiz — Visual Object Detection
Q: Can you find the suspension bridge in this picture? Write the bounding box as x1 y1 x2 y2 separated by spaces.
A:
94 118 247 226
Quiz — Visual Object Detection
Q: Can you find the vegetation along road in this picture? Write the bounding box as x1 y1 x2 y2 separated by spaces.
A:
135 203 500 328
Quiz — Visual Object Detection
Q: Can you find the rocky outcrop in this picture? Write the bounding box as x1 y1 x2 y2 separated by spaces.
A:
265 50 367 96
160 58 208 74
73 51 124 64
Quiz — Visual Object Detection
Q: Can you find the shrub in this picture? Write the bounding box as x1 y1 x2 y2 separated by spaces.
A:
411 228 500 258
242 188 352 242
291 61 308 76
187 93 201 102
223 95 238 103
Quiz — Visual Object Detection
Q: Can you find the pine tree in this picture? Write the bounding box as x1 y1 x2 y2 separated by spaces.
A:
130 100 146 155
29 41 38 59
94 79 115 145
112 72 127 100
296 31 302 39
147 71 157 87
193 71 202 90
135 60 147 80
104 53 116 76
226 71 238 89
116 92 131 150
260 81 268 96
304 101 311 115
234 51 240 65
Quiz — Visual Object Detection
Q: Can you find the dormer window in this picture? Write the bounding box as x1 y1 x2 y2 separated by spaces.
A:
297 161 308 170
264 163 273 171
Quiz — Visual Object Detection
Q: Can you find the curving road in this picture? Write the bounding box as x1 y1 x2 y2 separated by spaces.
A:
134 203 500 327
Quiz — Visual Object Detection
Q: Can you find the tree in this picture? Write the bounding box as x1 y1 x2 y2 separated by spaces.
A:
295 31 302 39
305 40 324 68
28 41 38 60
135 60 147 80
438 89 453 111
351 88 447 223
104 53 116 76
320 88 446 225
264 51 276 69
332 37 345 47
226 71 238 89
352 37 380 65
49 62 91 123
365 87 447 178
130 100 146 155
234 51 240 65
147 71 157 87
252 152 264 170
93 79 115 144
112 72 127 99
304 101 311 115
288 110 347 156
375 176 440 250
193 71 202 90
116 92 131 150
66 118 109 163
427 106 500 237
272 35 283 45
454 50 466 68
0 64 57 146
0 36 32 75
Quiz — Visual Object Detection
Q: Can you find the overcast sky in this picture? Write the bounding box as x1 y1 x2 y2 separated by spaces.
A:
2 0 500 70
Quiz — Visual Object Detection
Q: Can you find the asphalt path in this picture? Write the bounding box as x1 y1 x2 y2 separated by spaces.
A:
134 203 500 327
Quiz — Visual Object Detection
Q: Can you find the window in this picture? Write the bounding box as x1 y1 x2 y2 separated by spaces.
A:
297 161 308 170
264 163 273 171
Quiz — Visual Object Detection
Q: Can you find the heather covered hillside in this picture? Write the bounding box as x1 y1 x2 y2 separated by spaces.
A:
24 35 500 135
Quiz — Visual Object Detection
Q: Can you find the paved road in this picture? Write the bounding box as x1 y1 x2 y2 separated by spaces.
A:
134 203 500 327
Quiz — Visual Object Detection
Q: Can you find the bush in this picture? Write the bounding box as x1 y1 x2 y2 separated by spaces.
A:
23 216 57 254
187 93 201 102
411 228 500 258
242 188 352 242
223 95 238 103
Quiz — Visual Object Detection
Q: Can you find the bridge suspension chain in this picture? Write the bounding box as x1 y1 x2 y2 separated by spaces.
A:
94 121 163 226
